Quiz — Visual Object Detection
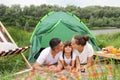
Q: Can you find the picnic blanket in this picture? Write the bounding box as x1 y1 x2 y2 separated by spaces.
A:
14 64 115 80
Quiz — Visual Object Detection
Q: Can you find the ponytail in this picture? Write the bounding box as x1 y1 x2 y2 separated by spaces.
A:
74 35 89 46
83 36 89 41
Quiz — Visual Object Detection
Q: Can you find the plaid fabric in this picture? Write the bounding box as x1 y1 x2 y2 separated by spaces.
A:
15 64 114 80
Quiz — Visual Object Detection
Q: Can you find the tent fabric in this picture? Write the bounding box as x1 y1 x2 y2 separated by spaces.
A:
28 11 100 63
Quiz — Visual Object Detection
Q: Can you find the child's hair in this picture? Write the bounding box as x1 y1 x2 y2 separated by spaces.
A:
62 41 73 59
74 35 89 46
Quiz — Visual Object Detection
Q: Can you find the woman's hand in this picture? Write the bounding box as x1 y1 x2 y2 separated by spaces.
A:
76 66 84 72
80 65 87 72
76 65 87 72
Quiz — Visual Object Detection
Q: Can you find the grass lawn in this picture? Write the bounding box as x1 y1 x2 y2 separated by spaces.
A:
0 26 120 79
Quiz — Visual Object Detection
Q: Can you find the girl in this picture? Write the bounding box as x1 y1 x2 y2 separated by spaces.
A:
71 35 94 71
58 41 77 71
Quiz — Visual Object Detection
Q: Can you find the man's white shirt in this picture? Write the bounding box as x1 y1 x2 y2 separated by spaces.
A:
37 47 62 65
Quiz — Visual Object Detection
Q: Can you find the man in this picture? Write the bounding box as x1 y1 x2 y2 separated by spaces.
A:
33 38 63 72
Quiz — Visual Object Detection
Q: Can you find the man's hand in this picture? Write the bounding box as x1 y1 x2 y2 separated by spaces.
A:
48 65 57 72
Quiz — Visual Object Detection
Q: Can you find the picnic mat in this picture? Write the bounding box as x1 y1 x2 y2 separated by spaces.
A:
14 64 115 80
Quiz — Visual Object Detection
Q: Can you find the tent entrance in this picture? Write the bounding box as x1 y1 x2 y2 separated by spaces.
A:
41 22 79 48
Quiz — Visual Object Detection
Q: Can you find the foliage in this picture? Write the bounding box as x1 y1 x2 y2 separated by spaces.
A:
0 4 120 30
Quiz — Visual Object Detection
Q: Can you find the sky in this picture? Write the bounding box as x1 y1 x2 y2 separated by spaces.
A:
0 0 120 8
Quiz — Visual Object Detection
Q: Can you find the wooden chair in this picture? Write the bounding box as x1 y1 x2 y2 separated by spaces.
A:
0 21 32 69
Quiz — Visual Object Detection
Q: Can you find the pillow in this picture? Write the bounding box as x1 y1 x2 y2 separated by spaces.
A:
0 42 18 51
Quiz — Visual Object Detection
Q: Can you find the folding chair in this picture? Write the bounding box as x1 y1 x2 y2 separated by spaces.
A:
0 21 32 69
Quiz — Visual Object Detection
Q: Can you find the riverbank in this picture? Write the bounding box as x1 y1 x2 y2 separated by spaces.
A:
91 28 120 35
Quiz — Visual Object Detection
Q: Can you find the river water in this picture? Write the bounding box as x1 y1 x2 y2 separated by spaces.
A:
91 28 120 35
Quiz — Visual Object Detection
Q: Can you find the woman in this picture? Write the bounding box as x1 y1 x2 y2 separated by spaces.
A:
58 41 77 71
71 35 94 71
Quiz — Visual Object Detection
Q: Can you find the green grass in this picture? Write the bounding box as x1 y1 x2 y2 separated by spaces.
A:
1 26 120 79
7 26 32 46
96 32 120 48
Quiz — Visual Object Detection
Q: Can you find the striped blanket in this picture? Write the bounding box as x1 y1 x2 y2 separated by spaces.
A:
15 64 115 80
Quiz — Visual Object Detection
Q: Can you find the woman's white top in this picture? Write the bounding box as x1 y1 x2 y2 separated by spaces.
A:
59 51 77 65
37 47 62 65
74 42 94 64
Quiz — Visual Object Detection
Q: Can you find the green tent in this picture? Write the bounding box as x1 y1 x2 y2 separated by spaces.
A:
28 11 99 63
